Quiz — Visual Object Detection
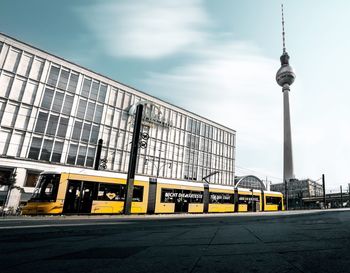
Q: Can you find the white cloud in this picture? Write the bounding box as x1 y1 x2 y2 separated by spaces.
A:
77 0 208 59
141 40 284 183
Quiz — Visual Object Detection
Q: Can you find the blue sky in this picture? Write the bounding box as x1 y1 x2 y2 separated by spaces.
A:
1 0 350 191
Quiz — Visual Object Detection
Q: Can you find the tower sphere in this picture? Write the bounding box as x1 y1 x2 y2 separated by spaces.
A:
276 59 296 87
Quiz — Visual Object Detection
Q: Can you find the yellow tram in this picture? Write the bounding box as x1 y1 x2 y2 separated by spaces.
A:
22 170 284 215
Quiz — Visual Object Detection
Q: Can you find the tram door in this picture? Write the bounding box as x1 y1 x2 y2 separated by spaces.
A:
174 193 189 213
63 181 95 213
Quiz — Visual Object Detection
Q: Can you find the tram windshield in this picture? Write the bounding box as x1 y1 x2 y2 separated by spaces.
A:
30 173 60 202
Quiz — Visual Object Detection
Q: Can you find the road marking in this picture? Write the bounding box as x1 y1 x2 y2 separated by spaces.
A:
0 221 131 230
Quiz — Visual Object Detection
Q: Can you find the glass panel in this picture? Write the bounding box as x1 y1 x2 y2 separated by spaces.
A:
116 91 124 108
22 81 37 105
29 58 44 81
34 112 48 133
85 102 95 121
9 77 25 101
67 143 78 164
4 48 20 73
17 53 33 77
46 115 59 135
112 109 121 128
97 183 125 201
51 141 63 163
62 94 74 115
0 129 11 155
41 88 54 109
98 84 107 103
2 103 18 127
81 123 91 142
90 125 99 144
90 81 99 100
15 105 31 130
57 69 69 90
57 117 69 138
72 121 82 140
52 92 64 112
68 73 78 92
94 104 103 123
47 66 60 86
0 73 14 98
76 99 87 119
81 78 91 97
108 88 117 106
28 137 42 160
40 139 53 161
84 147 95 167
7 132 24 157
76 145 87 166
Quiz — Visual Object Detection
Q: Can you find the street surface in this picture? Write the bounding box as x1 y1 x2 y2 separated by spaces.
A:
1 209 350 273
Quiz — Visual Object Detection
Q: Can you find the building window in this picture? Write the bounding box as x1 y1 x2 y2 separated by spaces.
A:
25 173 39 187
68 73 78 92
62 94 74 115
4 48 21 73
57 117 69 138
72 121 82 140
76 145 87 166
40 139 53 161
22 81 38 105
90 125 99 144
52 92 64 112
81 123 91 142
81 78 91 97
28 137 43 160
9 77 25 101
67 143 78 164
2 103 19 127
86 147 96 167
57 69 69 90
51 141 63 163
85 102 95 121
41 88 55 109
0 73 14 98
29 58 44 81
7 132 24 157
76 99 87 119
94 104 103 123
90 81 99 100
34 112 48 133
46 115 59 135
17 53 33 77
98 84 107 103
47 66 60 87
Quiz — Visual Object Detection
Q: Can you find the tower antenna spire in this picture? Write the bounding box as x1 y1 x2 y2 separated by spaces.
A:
281 4 286 53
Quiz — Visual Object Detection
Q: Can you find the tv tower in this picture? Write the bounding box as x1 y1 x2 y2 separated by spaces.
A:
276 4 296 183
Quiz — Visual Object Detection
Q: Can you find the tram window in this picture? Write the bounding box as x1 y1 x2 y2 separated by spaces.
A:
31 174 60 202
266 196 281 205
210 193 234 204
161 189 175 203
97 183 125 201
132 186 143 202
190 191 203 203
238 195 259 204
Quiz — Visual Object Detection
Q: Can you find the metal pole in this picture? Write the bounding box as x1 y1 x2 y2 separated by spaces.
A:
322 174 326 209
156 148 161 178
124 104 143 215
94 139 103 170
340 185 343 208
284 179 288 210
348 183 350 208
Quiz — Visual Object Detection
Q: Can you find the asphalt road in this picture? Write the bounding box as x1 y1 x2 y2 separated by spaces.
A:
1 209 350 273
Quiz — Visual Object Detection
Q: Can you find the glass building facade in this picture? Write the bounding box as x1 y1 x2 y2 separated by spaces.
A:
0 33 236 208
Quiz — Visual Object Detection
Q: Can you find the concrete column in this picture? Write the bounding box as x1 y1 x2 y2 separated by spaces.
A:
6 168 27 210
283 84 295 183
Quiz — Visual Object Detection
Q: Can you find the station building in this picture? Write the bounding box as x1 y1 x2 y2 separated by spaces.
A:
0 33 236 210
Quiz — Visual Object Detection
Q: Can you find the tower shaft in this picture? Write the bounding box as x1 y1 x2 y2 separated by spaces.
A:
283 84 294 182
